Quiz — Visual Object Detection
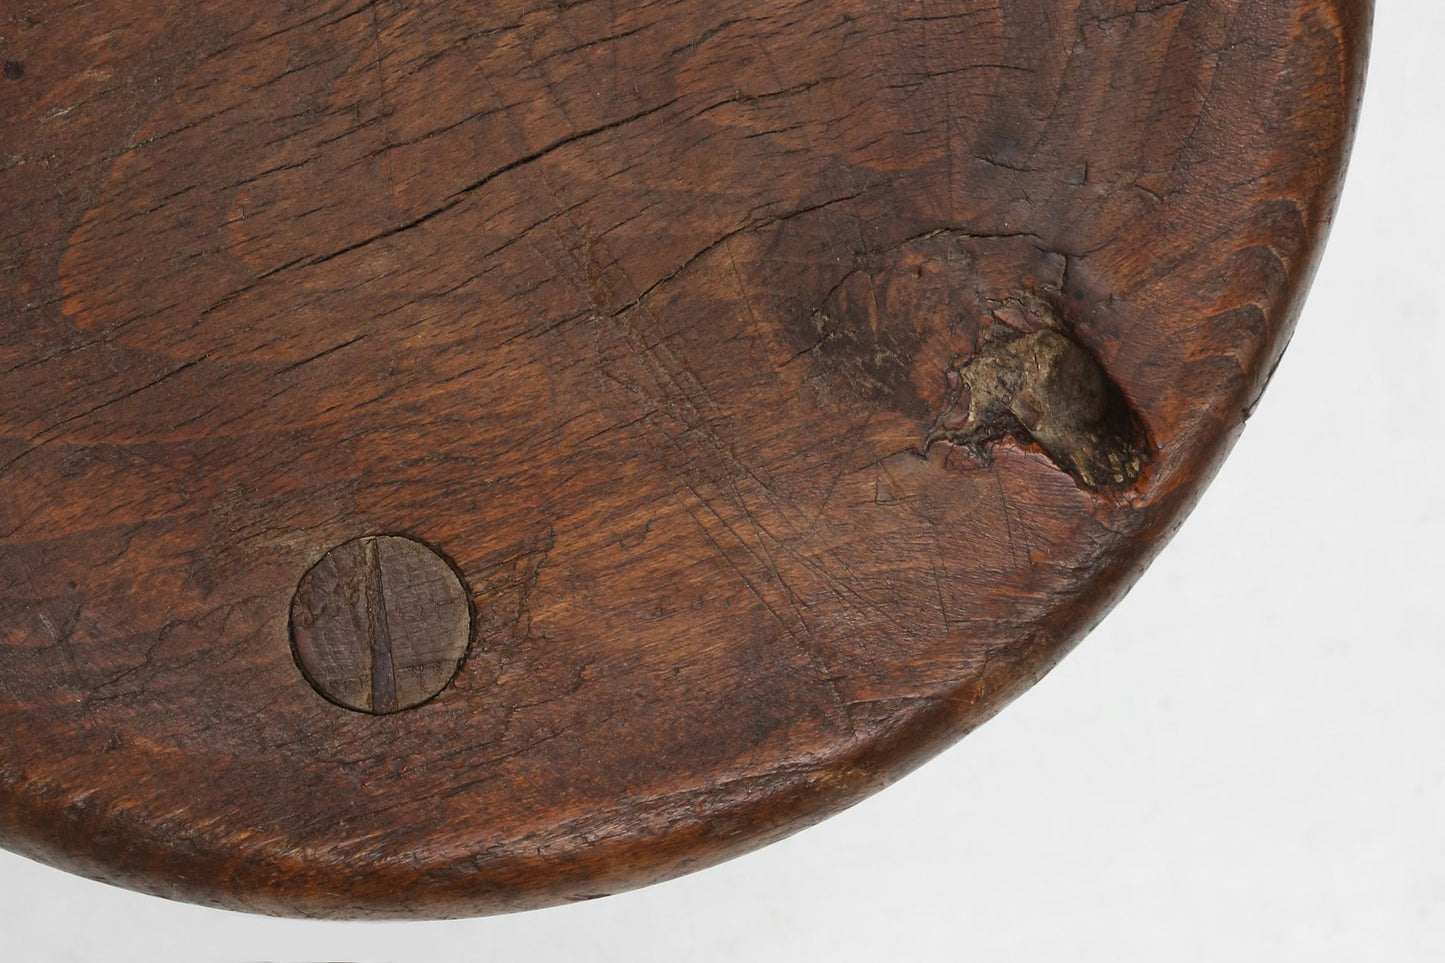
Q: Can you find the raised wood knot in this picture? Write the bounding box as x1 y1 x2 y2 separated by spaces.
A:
929 305 1151 490
290 535 472 714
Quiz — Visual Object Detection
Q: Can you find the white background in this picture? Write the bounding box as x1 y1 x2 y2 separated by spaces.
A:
3 3 1441 960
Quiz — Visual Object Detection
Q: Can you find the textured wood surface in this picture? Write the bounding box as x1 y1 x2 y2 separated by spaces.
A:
291 535 472 714
0 0 1369 918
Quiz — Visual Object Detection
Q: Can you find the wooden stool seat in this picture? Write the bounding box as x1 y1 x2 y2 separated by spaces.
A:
0 0 1369 917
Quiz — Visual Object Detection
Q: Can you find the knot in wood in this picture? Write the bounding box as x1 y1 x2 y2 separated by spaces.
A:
290 535 472 714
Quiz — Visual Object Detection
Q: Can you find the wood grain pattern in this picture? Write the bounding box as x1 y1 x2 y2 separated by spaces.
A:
0 0 1369 917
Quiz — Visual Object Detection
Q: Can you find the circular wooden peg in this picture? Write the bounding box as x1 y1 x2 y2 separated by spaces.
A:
291 535 472 714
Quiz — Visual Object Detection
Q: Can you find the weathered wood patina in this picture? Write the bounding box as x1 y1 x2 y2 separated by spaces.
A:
0 0 1370 917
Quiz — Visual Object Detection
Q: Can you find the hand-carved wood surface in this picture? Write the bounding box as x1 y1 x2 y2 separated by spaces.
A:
0 0 1369 918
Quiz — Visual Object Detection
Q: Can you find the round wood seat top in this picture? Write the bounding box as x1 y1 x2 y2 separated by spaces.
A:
0 0 1369 917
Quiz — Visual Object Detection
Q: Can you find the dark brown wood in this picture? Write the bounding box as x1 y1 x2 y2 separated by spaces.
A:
0 0 1370 918
291 535 473 714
